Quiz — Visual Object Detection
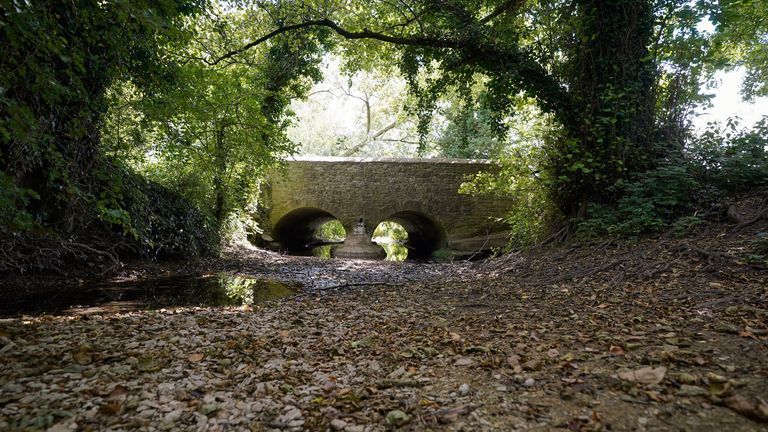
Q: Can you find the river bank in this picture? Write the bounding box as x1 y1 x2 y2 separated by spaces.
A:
1 216 767 431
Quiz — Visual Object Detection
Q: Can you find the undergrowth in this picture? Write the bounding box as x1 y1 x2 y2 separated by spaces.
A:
575 118 768 239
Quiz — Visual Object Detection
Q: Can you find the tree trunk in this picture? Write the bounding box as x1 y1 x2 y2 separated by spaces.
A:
555 0 656 218
213 125 227 226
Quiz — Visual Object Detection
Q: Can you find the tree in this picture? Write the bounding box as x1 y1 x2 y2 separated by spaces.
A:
289 58 421 157
709 0 768 100
214 0 661 219
0 0 201 232
102 5 328 227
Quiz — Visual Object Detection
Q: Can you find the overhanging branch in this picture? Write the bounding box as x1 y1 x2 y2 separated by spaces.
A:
212 18 465 65
479 0 526 25
211 16 575 124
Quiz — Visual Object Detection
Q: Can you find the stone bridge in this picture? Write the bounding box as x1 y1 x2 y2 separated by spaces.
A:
258 157 512 259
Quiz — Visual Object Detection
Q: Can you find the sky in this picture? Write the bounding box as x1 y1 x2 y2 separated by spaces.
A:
693 68 768 131
289 58 767 154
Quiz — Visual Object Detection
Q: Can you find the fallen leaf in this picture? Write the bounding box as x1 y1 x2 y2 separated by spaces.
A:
108 385 128 402
726 395 768 423
609 345 625 355
431 404 477 424
618 366 666 385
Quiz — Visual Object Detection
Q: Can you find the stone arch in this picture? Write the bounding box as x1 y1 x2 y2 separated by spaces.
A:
272 207 342 251
379 211 445 259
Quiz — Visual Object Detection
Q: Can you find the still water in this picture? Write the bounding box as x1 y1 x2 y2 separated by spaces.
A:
0 273 300 317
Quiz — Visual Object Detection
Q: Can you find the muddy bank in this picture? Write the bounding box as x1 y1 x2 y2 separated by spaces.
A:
0 247 455 318
0 215 767 431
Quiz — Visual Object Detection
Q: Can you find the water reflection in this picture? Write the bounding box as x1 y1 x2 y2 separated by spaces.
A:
0 273 300 317
376 241 409 261
312 245 334 258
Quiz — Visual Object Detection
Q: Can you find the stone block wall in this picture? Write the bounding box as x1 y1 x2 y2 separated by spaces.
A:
262 157 513 251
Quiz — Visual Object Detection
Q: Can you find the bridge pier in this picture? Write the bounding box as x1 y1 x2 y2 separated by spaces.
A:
334 219 385 260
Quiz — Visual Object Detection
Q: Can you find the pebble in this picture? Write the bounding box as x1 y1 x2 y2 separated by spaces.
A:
459 383 470 396
455 357 474 366
524 378 535 387
330 419 347 430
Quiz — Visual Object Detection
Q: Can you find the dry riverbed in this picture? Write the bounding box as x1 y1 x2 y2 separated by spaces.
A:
1 231 767 431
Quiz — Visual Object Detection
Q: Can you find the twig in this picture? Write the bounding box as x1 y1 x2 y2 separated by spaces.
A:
318 281 400 291
545 259 622 284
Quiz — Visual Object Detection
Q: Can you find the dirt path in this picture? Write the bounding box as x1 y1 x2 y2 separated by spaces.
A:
1 227 767 431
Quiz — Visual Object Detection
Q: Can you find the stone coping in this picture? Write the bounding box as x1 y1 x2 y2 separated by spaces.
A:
284 155 495 164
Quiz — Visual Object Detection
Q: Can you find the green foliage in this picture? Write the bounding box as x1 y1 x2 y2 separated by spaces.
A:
753 232 768 254
742 232 768 266
0 0 215 267
316 220 345 241
671 214 705 237
0 172 38 232
434 92 504 159
576 163 698 237
575 117 767 238
102 5 328 238
709 0 768 99
92 162 218 258
460 143 555 248
373 222 408 242
0 0 201 194
687 117 768 192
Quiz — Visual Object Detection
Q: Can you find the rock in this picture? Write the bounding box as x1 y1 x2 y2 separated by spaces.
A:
676 372 697 384
330 419 347 430
385 409 410 426
524 378 535 387
458 383 470 396
496 385 508 392
454 357 474 366
677 384 708 397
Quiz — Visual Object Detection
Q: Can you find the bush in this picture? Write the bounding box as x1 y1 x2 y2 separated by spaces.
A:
576 162 699 237
0 162 218 274
102 164 218 259
688 117 768 193
0 172 38 232
577 117 768 239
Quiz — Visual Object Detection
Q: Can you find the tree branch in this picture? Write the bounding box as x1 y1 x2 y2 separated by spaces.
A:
213 18 466 65
211 17 575 124
479 0 526 25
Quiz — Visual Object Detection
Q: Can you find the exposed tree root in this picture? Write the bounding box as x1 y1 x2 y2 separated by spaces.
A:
730 195 768 236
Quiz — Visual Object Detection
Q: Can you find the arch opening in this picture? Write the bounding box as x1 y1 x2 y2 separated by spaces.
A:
272 208 346 254
378 211 445 260
372 221 409 261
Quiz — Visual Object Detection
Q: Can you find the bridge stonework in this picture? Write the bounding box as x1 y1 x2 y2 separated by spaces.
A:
259 157 512 256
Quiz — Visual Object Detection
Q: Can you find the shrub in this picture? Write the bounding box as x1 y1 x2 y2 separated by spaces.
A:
576 162 699 237
688 117 768 193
